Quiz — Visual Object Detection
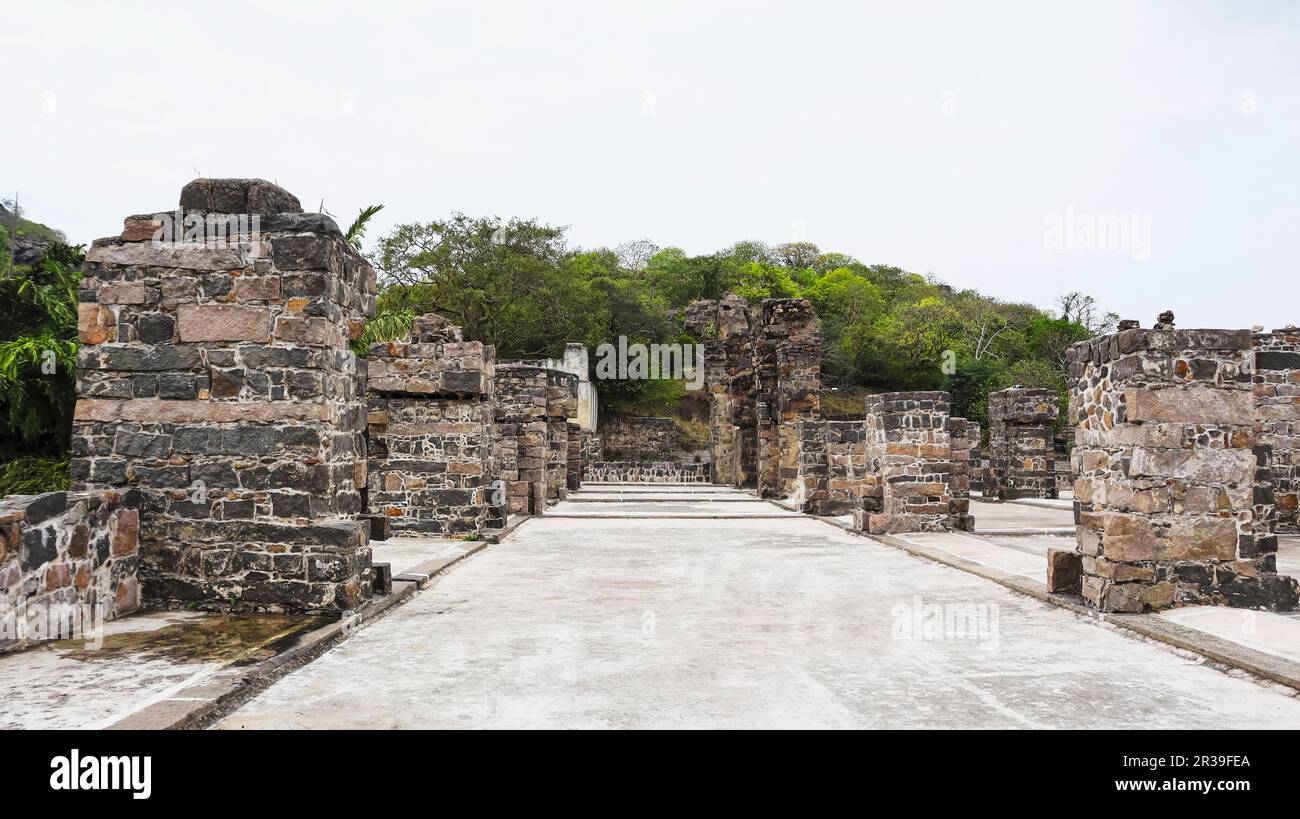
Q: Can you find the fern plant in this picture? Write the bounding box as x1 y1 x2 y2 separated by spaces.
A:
0 243 83 494
350 309 416 358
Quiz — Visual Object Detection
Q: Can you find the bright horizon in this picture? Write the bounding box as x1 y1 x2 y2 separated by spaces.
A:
4 0 1298 329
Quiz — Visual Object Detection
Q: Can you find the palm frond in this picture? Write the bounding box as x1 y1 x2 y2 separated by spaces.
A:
346 204 385 250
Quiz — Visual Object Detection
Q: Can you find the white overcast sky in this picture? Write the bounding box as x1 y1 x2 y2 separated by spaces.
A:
3 1 1297 329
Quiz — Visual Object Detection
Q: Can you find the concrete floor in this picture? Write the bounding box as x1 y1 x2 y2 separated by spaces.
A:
220 486 1300 729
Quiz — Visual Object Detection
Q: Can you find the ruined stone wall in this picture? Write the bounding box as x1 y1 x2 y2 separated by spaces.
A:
492 366 579 513
544 370 579 501
492 367 549 515
1254 328 1300 533
685 295 757 488
71 179 375 613
796 420 870 515
853 392 972 534
755 299 822 498
365 314 502 535
985 388 1058 500
949 417 979 503
584 462 711 483
597 415 709 466
0 489 142 649
686 295 820 493
1068 328 1297 612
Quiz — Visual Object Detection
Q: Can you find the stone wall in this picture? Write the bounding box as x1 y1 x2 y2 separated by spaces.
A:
1254 328 1300 533
796 419 870 515
853 392 972 534
949 417 979 504
685 294 757 488
985 387 1058 500
71 178 375 613
755 299 823 498
685 294 820 493
1068 327 1297 612
366 314 503 535
492 366 580 513
597 415 709 466
0 490 142 649
584 462 711 483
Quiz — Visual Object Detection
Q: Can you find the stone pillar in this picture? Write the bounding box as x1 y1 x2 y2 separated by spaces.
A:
755 299 821 498
685 295 757 488
949 417 979 504
1254 328 1300 533
1068 327 1297 612
365 314 502 535
543 370 578 501
493 365 577 514
72 178 376 613
985 387 1058 500
796 419 869 515
853 391 972 534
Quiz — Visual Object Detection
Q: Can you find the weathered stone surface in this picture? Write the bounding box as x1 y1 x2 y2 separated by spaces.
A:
71 179 376 614
1047 548 1081 593
1124 387 1256 425
0 489 142 651
179 177 302 216
177 304 271 343
985 387 1057 500
1067 327 1296 612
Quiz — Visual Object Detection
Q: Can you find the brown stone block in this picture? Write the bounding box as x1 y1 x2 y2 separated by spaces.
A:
1124 387 1255 426
1101 512 1237 562
1047 548 1081 592
121 218 163 242
78 303 115 345
112 507 139 556
75 398 331 423
177 304 271 342
99 282 147 305
234 276 281 301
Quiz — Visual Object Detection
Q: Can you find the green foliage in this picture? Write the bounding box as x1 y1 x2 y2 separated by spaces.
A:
0 455 70 496
345 204 385 250
365 220 1101 419
0 242 83 469
351 309 415 357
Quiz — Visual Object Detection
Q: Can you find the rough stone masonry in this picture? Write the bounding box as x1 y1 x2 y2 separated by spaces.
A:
853 391 973 534
0 489 142 649
71 179 376 613
985 387 1058 500
685 294 821 494
1067 326 1298 612
366 314 504 535
1254 327 1300 534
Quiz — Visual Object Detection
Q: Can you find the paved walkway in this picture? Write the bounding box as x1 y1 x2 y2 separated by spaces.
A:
219 486 1300 729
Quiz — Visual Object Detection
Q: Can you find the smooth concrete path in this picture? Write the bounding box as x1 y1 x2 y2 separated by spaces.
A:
220 485 1300 729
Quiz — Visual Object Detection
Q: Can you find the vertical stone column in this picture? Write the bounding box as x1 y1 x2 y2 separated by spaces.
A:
72 179 375 612
853 391 971 534
796 419 870 515
365 314 502 535
948 417 979 504
1254 327 1300 533
1068 327 1297 612
685 295 757 488
985 387 1058 500
754 299 821 498
544 370 579 501
493 366 551 515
